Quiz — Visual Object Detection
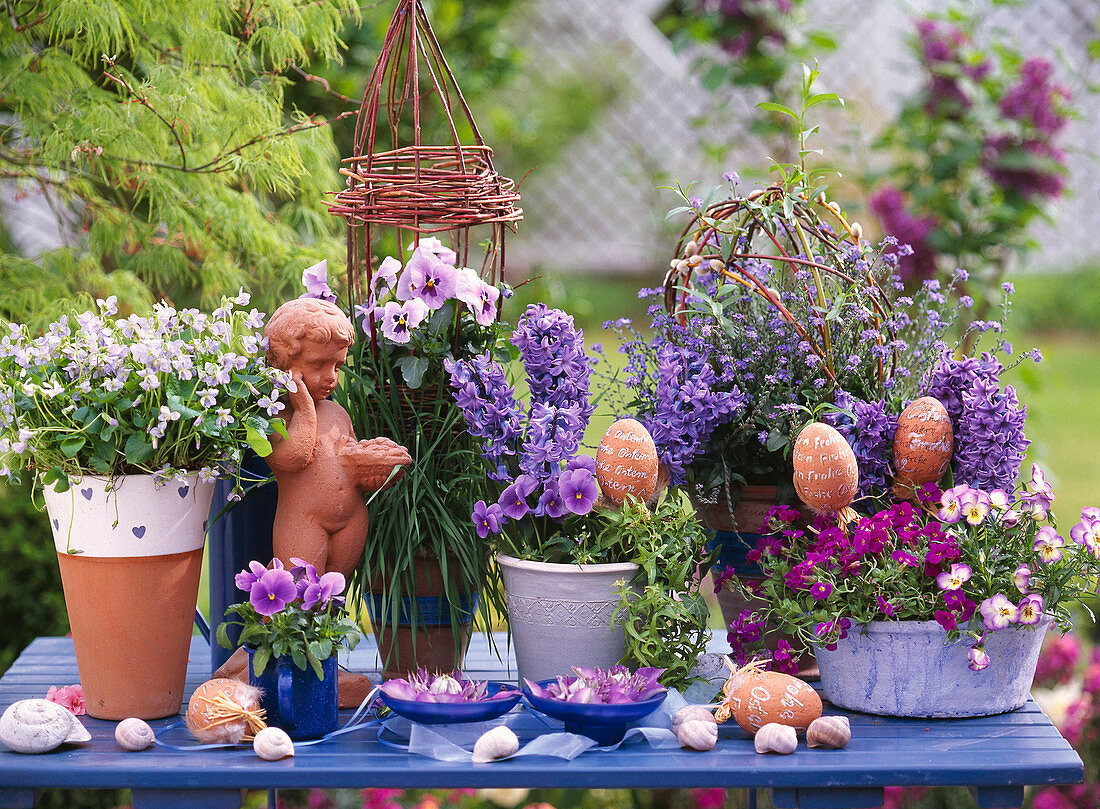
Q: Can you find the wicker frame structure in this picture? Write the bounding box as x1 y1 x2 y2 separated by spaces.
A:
328 0 522 318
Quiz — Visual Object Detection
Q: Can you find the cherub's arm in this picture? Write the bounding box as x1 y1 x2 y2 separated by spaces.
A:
266 370 317 473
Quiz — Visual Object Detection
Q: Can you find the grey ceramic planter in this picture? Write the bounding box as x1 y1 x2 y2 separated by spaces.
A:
816 617 1052 717
496 553 638 684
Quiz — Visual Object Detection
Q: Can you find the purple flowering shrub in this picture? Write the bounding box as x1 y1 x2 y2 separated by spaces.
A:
870 10 1073 292
216 557 361 678
0 291 290 497
732 470 1100 670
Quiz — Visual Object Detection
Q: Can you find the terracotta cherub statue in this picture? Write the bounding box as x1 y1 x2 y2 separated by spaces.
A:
215 298 411 700
262 298 412 579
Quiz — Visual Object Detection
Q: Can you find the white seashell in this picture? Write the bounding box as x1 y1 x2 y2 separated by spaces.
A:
0 699 90 754
472 725 519 763
806 716 851 749
253 727 294 761
754 722 797 755
676 719 718 752
672 705 716 734
115 718 156 751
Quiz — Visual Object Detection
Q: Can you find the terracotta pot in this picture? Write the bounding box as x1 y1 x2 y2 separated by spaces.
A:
44 474 214 720
497 553 638 684
695 484 815 673
366 553 476 679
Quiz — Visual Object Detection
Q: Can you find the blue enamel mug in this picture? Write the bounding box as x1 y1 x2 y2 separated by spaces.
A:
247 649 338 740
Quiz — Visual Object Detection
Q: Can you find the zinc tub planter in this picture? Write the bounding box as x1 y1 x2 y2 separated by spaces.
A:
815 617 1052 718
496 553 638 684
45 474 214 720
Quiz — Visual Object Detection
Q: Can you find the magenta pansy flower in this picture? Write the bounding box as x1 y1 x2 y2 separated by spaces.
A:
249 567 297 616
810 581 833 600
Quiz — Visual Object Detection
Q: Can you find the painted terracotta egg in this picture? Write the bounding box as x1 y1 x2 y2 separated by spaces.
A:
730 671 822 734
792 423 859 514
595 418 659 505
893 397 953 496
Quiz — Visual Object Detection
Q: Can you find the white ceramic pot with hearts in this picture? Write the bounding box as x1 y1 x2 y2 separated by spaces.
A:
44 474 214 720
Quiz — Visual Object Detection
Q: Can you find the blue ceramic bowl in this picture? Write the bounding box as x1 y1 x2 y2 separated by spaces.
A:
378 682 522 725
521 680 667 745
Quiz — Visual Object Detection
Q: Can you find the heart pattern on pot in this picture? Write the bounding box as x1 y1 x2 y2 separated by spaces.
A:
178 485 189 499
52 519 59 530
80 488 93 501
132 526 146 539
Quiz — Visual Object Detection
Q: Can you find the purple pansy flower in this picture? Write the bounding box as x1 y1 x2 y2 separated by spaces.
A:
367 256 402 307
302 571 345 610
396 247 458 309
1070 511 1100 557
498 475 538 520
472 500 504 538
558 468 598 515
377 299 429 344
1017 594 1044 626
936 563 972 591
1013 564 1031 594
301 259 336 303
979 594 1019 631
968 644 990 672
249 568 297 616
407 237 457 266
235 560 269 593
1033 526 1064 565
455 267 501 327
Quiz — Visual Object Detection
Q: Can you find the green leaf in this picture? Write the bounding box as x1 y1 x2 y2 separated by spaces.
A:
251 646 271 677
805 92 843 110
123 433 154 464
756 101 798 119
43 467 69 493
245 423 273 457
291 648 307 671
60 436 86 458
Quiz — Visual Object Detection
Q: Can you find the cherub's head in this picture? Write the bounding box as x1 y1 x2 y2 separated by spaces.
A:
266 299 355 401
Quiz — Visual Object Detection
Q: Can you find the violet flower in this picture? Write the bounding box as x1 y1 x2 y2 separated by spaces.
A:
1070 510 1100 557
472 500 504 538
498 475 538 520
525 665 666 704
968 644 990 672
396 248 458 310
235 560 269 593
1013 564 1032 594
979 594 1019 631
1017 594 1044 626
301 259 336 303
250 568 297 616
1033 527 1065 565
558 468 598 515
936 563 972 591
302 572 345 610
380 669 512 703
455 267 501 327
407 237 457 266
377 299 429 344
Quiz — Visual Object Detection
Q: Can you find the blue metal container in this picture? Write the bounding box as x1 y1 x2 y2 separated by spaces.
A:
247 649 338 740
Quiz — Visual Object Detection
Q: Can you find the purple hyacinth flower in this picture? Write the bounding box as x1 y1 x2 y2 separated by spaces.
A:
472 500 504 538
396 248 457 310
302 571 345 610
234 560 268 593
559 468 598 515
249 568 297 616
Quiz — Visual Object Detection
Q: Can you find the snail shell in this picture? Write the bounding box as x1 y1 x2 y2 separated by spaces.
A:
115 717 156 751
253 727 294 761
806 716 851 749
0 699 91 754
754 722 797 755
472 725 519 763
672 705 716 734
676 718 718 752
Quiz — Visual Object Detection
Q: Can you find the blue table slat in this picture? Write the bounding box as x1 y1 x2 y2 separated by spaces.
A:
0 635 1084 809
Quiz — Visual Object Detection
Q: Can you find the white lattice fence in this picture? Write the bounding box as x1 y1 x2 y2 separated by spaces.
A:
506 0 1100 276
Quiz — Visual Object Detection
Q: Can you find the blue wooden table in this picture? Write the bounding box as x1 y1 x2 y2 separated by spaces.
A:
0 634 1083 809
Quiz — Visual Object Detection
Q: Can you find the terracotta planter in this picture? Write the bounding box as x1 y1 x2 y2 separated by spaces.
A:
497 553 638 684
45 474 214 720
366 553 476 679
696 484 814 672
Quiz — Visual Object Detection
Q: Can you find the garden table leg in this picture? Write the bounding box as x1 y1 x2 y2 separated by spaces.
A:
0 788 38 808
269 788 277 809
968 785 1025 808
747 788 757 809
130 788 244 809
770 787 884 808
